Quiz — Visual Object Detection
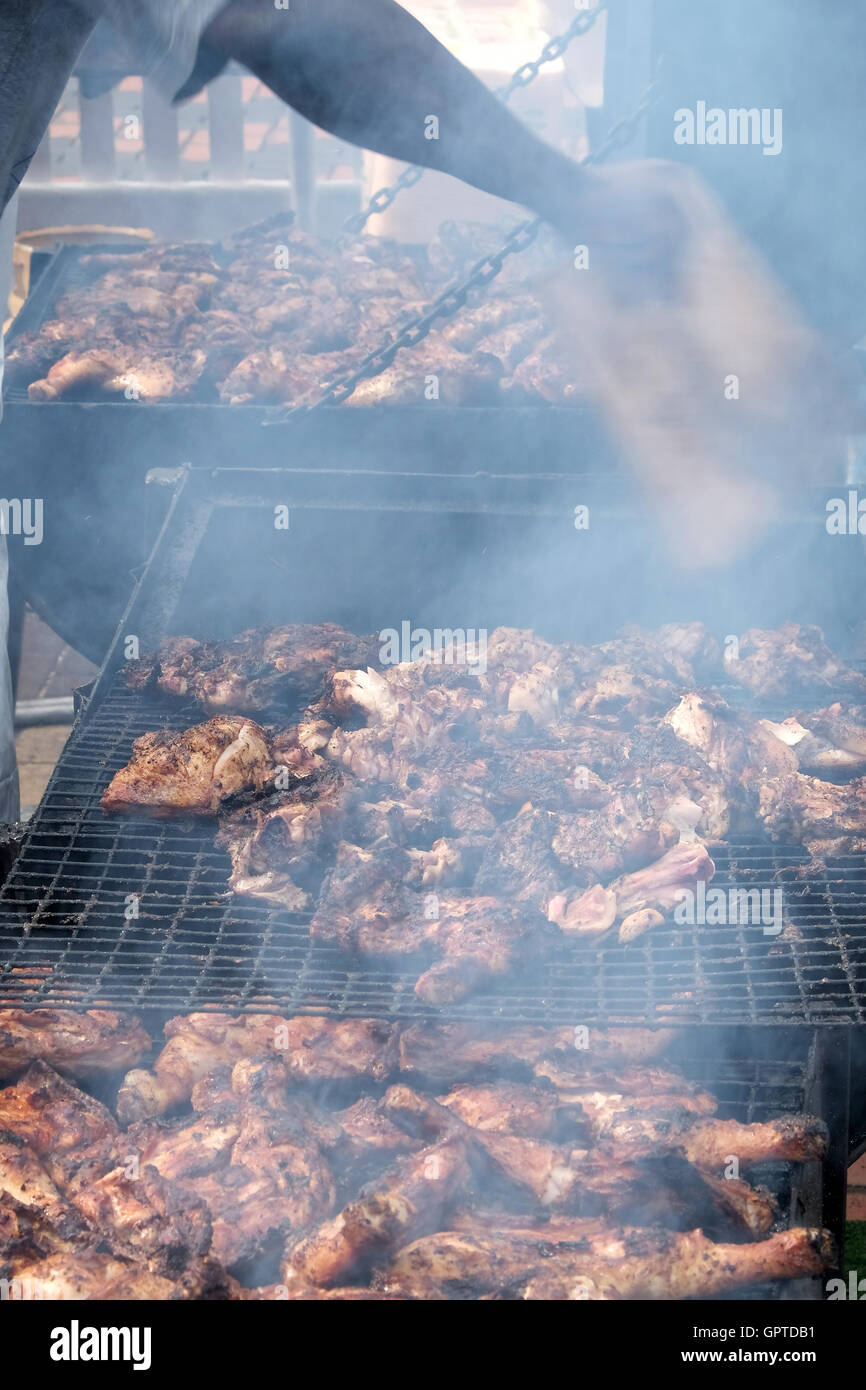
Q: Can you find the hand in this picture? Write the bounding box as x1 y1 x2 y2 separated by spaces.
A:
544 159 691 297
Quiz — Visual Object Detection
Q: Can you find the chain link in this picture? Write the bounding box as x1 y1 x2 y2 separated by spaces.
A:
340 0 609 240
265 44 662 423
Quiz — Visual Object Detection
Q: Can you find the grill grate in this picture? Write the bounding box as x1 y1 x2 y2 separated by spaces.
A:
1 676 866 1023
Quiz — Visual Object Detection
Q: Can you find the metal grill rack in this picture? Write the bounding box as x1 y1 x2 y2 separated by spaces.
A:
1 671 866 1023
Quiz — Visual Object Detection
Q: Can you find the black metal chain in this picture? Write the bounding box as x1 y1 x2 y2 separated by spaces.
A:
339 0 610 241
265 67 660 424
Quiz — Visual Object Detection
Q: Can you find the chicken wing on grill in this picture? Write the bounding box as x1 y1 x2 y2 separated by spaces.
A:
101 717 275 817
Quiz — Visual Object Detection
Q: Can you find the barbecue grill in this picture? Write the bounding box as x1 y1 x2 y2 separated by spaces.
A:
59 1023 849 1301
1 464 865 1028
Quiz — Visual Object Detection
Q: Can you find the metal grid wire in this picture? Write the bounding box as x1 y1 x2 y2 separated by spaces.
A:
1 675 865 1022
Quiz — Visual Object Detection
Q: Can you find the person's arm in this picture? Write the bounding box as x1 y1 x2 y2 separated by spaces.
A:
200 0 589 235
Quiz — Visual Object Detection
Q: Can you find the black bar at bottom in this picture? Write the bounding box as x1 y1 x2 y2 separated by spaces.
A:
3 1298 863 1375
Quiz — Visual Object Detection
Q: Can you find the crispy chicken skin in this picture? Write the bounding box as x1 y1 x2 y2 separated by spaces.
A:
118 1014 399 1123
101 717 275 817
0 1010 149 1080
0 1062 118 1195
125 624 378 714
283 1136 470 1288
758 772 866 858
0 1012 833 1301
376 1226 833 1301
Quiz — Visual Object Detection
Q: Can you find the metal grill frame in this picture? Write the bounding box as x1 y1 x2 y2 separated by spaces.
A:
1 466 865 1024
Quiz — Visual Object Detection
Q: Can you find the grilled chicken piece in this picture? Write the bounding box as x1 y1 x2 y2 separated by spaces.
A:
483 749 609 813
27 347 124 400
29 346 206 402
126 625 376 714
520 1226 834 1300
551 790 680 886
696 1172 779 1238
758 771 866 857
397 1023 677 1084
0 1189 94 1271
126 1107 242 1184
0 1134 85 1230
797 703 866 759
439 1083 562 1139
548 841 715 943
283 1136 470 1288
345 344 502 407
500 335 584 406
440 296 538 352
377 1225 832 1300
0 1063 117 1195
761 714 866 774
6 1250 178 1300
0 1010 149 1080
725 623 866 699
118 1013 399 1123
312 842 553 1002
473 805 564 913
118 1014 280 1122
596 1109 828 1168
216 769 351 910
475 316 548 373
533 1061 717 1115
73 1165 212 1277
277 1017 399 1085
128 1056 337 1271
101 717 275 817
664 692 798 791
220 344 357 406
331 1097 420 1165
196 1109 336 1270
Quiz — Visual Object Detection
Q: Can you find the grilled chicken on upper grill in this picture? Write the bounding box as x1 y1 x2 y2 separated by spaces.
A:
758 771 866 858
126 624 377 714
311 841 554 1003
725 623 866 699
548 840 716 943
216 770 351 910
101 716 275 817
0 1009 149 1079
